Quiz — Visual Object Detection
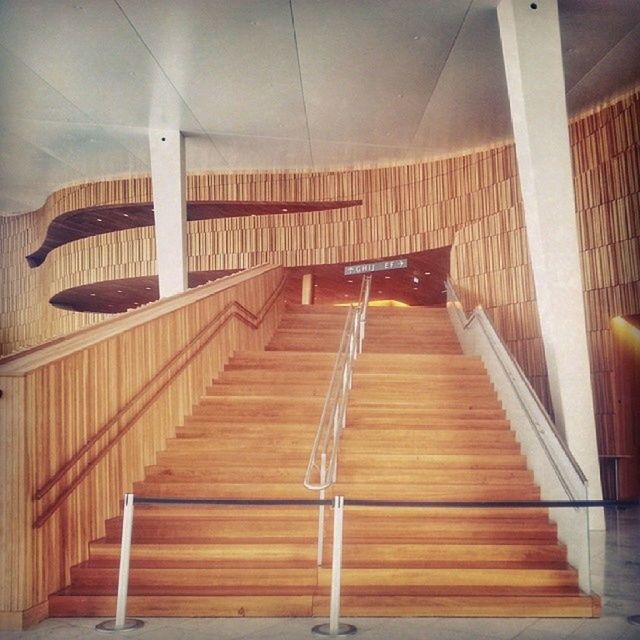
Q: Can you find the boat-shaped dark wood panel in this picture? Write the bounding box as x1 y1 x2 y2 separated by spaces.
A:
27 200 362 267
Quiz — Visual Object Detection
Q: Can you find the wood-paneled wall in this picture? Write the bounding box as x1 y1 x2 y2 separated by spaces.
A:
451 90 640 497
1 147 517 354
0 89 638 497
0 265 284 629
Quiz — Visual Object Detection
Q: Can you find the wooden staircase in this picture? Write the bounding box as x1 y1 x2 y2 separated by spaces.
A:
325 306 599 617
48 303 599 619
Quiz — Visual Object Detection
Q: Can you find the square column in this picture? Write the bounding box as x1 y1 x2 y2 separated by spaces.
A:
497 0 604 520
149 130 188 298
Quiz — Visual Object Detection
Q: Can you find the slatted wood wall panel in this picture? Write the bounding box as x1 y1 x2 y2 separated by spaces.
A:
451 89 640 496
0 89 638 496
0 266 284 627
1 147 517 354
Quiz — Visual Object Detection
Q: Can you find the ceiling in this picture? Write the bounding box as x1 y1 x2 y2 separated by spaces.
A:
1 0 639 216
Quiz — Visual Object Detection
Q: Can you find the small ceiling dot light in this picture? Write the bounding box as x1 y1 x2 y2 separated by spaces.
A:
347 279 353 283
145 286 152 290
424 271 431 275
384 275 391 279
282 208 288 212
116 289 123 293
89 292 96 296
123 213 129 217
96 218 103 222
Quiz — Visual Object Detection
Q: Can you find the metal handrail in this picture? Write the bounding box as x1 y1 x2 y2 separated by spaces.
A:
304 275 371 491
444 278 588 496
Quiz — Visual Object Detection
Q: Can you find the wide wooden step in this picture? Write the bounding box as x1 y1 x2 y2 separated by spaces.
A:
339 452 527 469
327 542 565 568
314 594 599 617
69 565 317 592
50 593 314 617
205 382 329 397
132 481 315 499
49 303 599 620
87 541 317 567
332 483 540 501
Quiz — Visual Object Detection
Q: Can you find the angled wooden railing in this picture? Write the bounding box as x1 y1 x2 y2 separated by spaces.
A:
0 264 285 624
32 276 285 528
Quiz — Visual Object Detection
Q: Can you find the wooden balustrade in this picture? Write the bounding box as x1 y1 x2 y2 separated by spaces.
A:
0 264 285 630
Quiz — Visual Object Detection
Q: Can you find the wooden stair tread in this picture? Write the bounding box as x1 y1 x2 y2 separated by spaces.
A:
49 303 599 620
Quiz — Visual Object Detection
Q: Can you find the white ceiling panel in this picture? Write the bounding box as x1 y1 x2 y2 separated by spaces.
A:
6 119 149 178
566 21 640 115
311 139 423 170
293 0 474 147
118 0 309 140
0 45 94 125
0 0 638 215
191 133 313 171
0 128 83 211
411 1 512 153
559 0 640 99
0 0 201 131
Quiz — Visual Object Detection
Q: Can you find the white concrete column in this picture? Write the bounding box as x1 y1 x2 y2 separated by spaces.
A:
149 130 187 298
497 0 604 518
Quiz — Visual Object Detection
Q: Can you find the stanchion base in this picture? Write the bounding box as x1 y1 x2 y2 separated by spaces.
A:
312 622 357 636
627 615 640 626
95 618 145 633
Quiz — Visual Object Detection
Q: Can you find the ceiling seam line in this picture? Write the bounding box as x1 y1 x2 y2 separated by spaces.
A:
111 0 230 167
409 0 475 145
288 0 315 168
566 20 640 96
0 43 150 168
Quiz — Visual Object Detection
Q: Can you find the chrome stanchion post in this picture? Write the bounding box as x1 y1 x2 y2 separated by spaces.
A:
312 496 356 636
96 493 144 632
317 453 327 566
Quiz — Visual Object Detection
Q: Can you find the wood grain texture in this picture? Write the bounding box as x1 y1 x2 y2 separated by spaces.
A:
0 89 638 498
450 90 640 497
0 266 284 628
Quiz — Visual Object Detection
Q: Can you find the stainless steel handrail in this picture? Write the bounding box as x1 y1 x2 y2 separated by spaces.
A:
304 275 371 491
445 278 588 496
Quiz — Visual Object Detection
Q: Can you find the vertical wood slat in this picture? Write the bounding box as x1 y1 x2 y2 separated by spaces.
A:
451 90 640 497
0 91 638 501
0 265 284 627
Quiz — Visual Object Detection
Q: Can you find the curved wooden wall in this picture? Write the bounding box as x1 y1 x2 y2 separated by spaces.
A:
451 90 640 497
1 147 515 354
0 89 638 499
0 265 284 628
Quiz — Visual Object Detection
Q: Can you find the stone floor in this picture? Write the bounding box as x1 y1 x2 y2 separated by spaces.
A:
2 507 639 640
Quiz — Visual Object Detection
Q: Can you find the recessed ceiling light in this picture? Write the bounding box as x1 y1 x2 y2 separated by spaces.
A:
424 271 431 275
89 292 96 296
282 208 288 212
347 279 353 283
384 275 391 279
116 289 123 293
145 286 152 290
123 213 129 217
377 290 382 294
96 218 103 222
